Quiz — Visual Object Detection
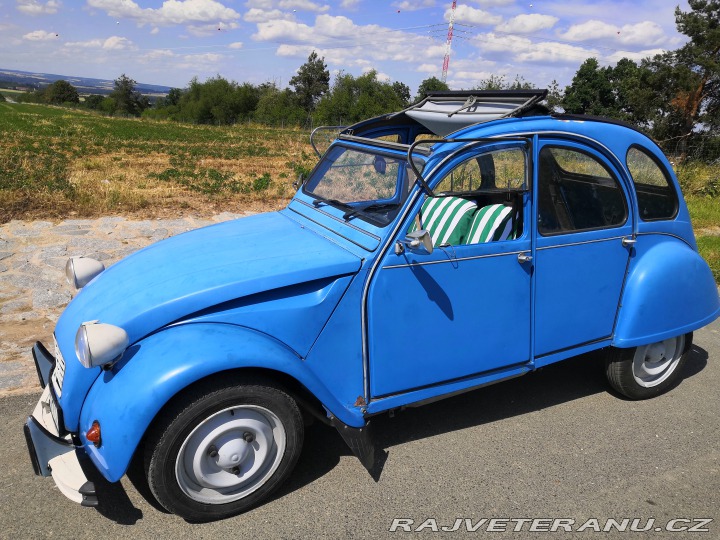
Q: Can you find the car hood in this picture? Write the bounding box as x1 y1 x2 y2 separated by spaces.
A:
55 211 362 348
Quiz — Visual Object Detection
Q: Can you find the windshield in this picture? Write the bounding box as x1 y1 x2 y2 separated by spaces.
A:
303 145 416 226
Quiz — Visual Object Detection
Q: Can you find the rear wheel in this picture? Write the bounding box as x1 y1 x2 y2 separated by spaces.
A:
145 378 303 522
605 333 692 399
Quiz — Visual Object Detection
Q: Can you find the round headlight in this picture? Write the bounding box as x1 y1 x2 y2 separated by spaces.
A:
75 324 91 367
66 257 105 289
75 321 129 369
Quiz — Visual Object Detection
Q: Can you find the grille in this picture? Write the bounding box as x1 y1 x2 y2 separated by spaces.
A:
51 335 66 397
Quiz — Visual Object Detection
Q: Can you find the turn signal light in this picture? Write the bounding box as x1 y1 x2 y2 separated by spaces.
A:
86 420 101 447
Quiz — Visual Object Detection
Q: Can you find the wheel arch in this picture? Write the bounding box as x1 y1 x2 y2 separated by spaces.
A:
79 322 362 483
614 235 720 348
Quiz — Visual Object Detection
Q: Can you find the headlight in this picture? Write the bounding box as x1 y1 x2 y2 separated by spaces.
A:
75 322 130 369
66 257 105 289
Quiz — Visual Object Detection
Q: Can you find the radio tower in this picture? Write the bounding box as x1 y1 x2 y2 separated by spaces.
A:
441 0 457 83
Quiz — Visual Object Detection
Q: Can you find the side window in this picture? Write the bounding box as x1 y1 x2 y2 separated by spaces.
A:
626 146 678 220
410 147 525 246
538 146 627 235
435 148 526 193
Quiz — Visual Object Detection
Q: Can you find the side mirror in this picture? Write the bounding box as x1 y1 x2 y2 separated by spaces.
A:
373 155 387 175
293 173 306 190
395 230 433 256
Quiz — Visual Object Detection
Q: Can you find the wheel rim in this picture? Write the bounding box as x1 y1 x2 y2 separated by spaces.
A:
631 335 685 388
175 405 286 504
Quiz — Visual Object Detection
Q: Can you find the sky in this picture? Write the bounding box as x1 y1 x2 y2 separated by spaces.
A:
1 0 692 95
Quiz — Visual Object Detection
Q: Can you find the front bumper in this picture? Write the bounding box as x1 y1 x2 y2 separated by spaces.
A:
24 341 98 507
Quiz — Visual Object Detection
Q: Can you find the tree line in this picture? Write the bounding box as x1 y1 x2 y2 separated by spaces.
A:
12 0 718 159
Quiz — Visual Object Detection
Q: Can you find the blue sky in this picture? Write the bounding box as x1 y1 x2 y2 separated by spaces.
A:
1 0 691 94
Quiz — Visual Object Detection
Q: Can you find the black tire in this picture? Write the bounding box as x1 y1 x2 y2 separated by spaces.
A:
144 376 303 522
605 333 692 400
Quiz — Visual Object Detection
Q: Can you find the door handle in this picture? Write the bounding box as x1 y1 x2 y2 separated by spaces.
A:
622 237 637 248
517 253 533 264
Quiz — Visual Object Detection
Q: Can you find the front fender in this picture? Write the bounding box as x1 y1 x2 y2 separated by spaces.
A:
614 235 720 348
79 322 364 482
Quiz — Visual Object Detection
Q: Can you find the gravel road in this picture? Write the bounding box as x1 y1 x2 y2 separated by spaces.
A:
0 213 246 395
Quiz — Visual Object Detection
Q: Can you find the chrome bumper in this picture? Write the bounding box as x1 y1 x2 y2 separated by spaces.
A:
24 342 98 507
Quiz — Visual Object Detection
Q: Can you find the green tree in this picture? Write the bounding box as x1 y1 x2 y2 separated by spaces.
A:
0 93 5 103
83 94 105 110
475 74 534 91
254 84 305 126
44 80 80 104
644 0 720 151
315 70 407 124
415 76 449 101
290 51 330 112
546 79 564 113
391 81 411 107
562 58 617 116
176 76 258 125
110 74 148 116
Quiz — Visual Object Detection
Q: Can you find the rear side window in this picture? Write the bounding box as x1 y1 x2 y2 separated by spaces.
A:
538 146 627 235
626 146 678 220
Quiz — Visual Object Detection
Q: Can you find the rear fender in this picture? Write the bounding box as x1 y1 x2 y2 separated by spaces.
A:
79 322 364 482
614 235 720 348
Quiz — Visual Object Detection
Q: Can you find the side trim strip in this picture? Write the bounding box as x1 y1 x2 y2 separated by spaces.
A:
535 335 610 359
383 249 524 269
536 235 626 251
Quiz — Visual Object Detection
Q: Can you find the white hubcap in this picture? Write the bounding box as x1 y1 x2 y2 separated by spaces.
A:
176 405 286 504
632 335 685 388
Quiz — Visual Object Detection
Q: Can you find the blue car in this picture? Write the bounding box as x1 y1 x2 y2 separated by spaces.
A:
24 90 720 521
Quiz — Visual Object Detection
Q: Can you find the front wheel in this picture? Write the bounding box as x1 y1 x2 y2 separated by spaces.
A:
144 378 304 522
605 333 692 400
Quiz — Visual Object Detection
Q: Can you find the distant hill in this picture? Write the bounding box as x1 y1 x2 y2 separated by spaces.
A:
0 68 173 96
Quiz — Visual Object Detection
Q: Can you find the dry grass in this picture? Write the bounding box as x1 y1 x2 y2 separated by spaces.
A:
0 103 315 222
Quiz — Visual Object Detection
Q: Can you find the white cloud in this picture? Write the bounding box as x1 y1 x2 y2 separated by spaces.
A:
150 26 160 34
393 0 435 11
559 19 666 47
244 8 294 23
86 0 241 27
102 36 133 49
417 63 439 73
449 5 503 26
177 52 226 70
138 49 177 64
64 36 135 50
340 0 360 9
475 32 597 65
228 41 243 49
260 15 447 66
16 0 60 15
468 0 515 6
186 21 239 36
22 29 59 40
495 14 558 34
515 41 599 63
264 0 330 13
604 47 666 63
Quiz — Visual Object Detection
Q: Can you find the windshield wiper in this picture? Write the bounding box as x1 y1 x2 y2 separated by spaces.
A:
342 202 399 220
312 198 354 212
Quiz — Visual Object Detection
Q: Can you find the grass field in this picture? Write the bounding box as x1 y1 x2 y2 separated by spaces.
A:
1 101 718 279
0 102 316 221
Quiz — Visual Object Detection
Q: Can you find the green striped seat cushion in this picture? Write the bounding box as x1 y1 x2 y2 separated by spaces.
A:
464 204 515 244
408 196 477 246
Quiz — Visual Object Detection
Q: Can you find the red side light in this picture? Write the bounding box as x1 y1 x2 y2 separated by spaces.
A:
86 420 101 447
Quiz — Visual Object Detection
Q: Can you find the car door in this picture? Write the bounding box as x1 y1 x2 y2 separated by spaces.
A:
367 143 533 398
533 139 634 361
